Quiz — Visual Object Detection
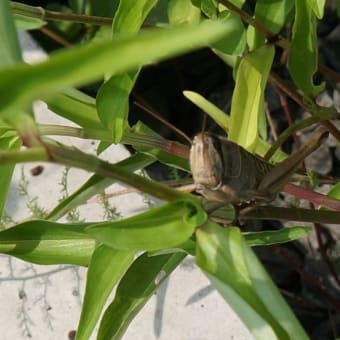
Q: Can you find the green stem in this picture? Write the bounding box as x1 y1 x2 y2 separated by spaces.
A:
264 116 328 161
11 2 113 26
37 124 189 159
0 147 47 163
45 142 193 202
38 124 112 141
241 206 340 224
0 138 190 202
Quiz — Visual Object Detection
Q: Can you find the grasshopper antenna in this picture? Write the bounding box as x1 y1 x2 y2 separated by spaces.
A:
133 96 192 145
201 111 207 134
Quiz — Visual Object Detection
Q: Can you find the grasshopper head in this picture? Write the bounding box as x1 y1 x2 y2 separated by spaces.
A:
190 132 224 190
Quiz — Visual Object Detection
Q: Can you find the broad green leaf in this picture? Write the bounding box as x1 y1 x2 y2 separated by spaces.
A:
76 245 135 340
112 0 157 36
0 20 230 115
183 90 287 162
247 0 294 50
200 0 218 18
47 153 154 221
0 220 95 266
97 0 157 143
86 199 206 251
183 90 230 132
196 222 308 339
14 16 46 30
149 238 196 256
0 0 22 219
229 45 275 151
168 0 201 25
97 71 140 143
97 252 186 339
288 0 324 97
243 226 312 246
326 182 340 200
0 0 22 66
0 134 21 216
46 89 104 130
212 11 246 55
307 0 325 18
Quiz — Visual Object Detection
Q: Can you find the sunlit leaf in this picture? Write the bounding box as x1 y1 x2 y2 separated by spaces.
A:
0 220 95 266
196 222 309 339
247 0 294 50
307 0 325 19
97 0 157 143
0 20 230 115
243 226 312 246
46 89 104 130
212 11 246 55
168 0 201 25
97 252 185 339
86 199 206 251
229 45 275 151
76 244 135 340
0 0 22 66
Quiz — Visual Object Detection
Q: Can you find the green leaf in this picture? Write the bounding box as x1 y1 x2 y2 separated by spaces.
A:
307 0 325 19
0 220 95 266
0 134 21 218
212 11 246 55
0 0 22 66
86 199 207 251
183 90 287 162
76 244 135 340
200 0 218 18
243 226 312 246
168 0 201 25
288 0 324 97
326 182 340 200
14 15 45 30
196 222 309 339
46 89 104 130
47 153 154 221
229 45 275 151
97 0 157 143
0 0 23 219
0 20 230 115
183 90 230 132
97 252 186 339
112 0 157 35
247 0 294 50
97 70 139 143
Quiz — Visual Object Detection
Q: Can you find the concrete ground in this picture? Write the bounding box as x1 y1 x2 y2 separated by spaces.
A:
0 31 253 340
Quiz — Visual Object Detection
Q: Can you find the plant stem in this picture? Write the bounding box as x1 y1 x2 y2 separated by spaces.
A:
11 2 113 26
241 206 340 224
37 124 189 159
45 142 193 202
264 116 329 161
0 147 47 163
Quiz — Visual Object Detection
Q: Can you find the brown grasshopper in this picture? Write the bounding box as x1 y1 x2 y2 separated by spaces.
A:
189 127 329 206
